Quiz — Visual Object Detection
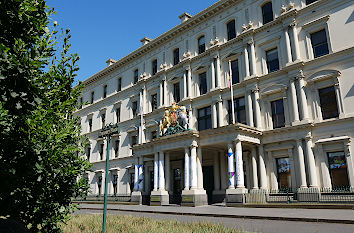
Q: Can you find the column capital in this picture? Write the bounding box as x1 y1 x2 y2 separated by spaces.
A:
295 69 305 80
305 132 313 141
234 138 242 143
289 19 297 28
190 140 198 148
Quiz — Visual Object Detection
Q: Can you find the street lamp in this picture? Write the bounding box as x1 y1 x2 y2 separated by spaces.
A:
99 123 119 233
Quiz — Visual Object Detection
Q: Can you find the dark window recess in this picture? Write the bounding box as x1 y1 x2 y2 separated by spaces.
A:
271 99 285 128
116 108 120 123
262 2 274 24
113 175 118 195
306 0 318 5
231 60 239 84
227 97 246 124
173 48 179 65
199 72 207 95
319 86 339 119
132 101 138 117
198 36 206 54
131 136 137 146
130 173 134 193
198 106 212 131
114 140 120 157
327 151 349 188
134 69 139 84
227 20 236 40
276 157 292 189
266 48 279 73
87 147 91 161
103 85 107 98
88 118 92 132
152 59 158 75
151 131 157 140
151 94 157 110
101 113 105 128
311 29 329 58
98 176 102 195
79 97 83 109
91 91 94 104
117 78 122 91
99 144 104 160
173 82 181 103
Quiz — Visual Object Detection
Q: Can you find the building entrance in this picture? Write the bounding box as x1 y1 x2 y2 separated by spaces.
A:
203 166 214 204
171 168 182 204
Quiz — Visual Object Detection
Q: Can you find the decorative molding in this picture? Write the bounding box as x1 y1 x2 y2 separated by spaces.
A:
302 15 330 29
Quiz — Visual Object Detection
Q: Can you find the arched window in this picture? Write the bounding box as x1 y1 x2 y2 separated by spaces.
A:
173 48 179 65
262 2 274 24
198 35 205 54
227 20 236 40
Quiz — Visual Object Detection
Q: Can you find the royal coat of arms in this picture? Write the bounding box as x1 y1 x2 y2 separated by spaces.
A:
159 102 190 136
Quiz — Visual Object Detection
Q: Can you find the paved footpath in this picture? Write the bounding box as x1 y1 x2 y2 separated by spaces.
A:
77 203 354 224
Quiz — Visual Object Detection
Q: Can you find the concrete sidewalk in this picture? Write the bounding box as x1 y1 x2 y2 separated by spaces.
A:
77 203 354 224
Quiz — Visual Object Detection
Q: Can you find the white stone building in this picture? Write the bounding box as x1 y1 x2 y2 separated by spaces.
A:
75 0 354 206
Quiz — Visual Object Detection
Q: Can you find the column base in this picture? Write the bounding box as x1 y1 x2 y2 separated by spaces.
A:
212 190 226 203
150 190 169 206
297 187 320 202
131 191 142 205
225 188 248 206
181 189 207 207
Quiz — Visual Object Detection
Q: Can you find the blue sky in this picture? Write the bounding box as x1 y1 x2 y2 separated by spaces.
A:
47 0 219 84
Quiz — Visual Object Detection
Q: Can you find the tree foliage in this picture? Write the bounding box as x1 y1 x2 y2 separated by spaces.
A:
0 0 91 232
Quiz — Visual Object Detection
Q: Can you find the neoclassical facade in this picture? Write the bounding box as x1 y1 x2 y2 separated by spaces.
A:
75 0 354 206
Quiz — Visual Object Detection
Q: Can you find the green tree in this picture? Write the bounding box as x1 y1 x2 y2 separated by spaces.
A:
0 0 91 232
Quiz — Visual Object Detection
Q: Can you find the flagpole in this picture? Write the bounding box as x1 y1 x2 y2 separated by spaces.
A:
228 61 236 124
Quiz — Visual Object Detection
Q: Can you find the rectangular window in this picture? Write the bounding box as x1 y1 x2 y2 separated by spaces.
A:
87 147 91 161
134 69 139 84
327 151 349 188
88 118 92 132
262 2 274 24
79 97 83 109
117 78 122 91
173 82 181 103
116 108 120 123
103 85 107 98
130 173 134 193
152 59 157 75
228 97 246 124
91 91 94 104
113 175 118 195
114 140 120 158
198 36 206 54
231 60 239 84
151 94 157 111
319 86 339 120
101 113 106 128
266 48 279 73
132 101 137 117
99 144 104 160
199 72 207 95
227 20 236 41
276 157 291 190
306 0 317 5
173 48 179 66
310 29 329 58
131 135 137 147
271 99 285 128
198 106 212 131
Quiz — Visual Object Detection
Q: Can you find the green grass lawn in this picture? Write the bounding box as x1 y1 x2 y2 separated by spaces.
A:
62 214 245 233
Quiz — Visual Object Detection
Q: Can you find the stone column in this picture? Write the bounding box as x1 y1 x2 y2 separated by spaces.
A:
154 152 158 191
184 148 190 190
144 163 149 193
305 136 318 188
246 90 254 127
138 156 144 191
211 59 215 89
283 27 292 64
297 76 309 120
334 82 345 118
227 143 235 189
289 78 300 123
187 67 192 98
183 70 187 99
220 152 227 190
214 153 221 190
258 144 267 189
216 56 221 88
134 158 139 191
190 142 198 190
159 81 163 107
165 152 170 191
249 41 257 76
290 21 300 61
163 77 168 106
251 147 259 190
158 152 165 190
197 147 203 189
296 139 307 188
235 139 245 189
253 88 262 129
212 102 217 128
243 45 250 77
217 100 224 127
344 140 354 188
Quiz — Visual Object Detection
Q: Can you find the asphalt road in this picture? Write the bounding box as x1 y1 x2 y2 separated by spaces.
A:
75 209 354 233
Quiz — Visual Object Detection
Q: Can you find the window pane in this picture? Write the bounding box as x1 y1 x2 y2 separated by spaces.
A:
152 60 157 75
328 152 349 188
173 48 179 65
199 72 207 95
276 158 291 189
271 99 285 128
174 83 180 102
266 48 279 73
198 36 205 54
262 2 273 24
134 69 139 83
227 20 236 40
198 106 211 131
231 60 239 84
319 86 338 119
311 30 329 58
